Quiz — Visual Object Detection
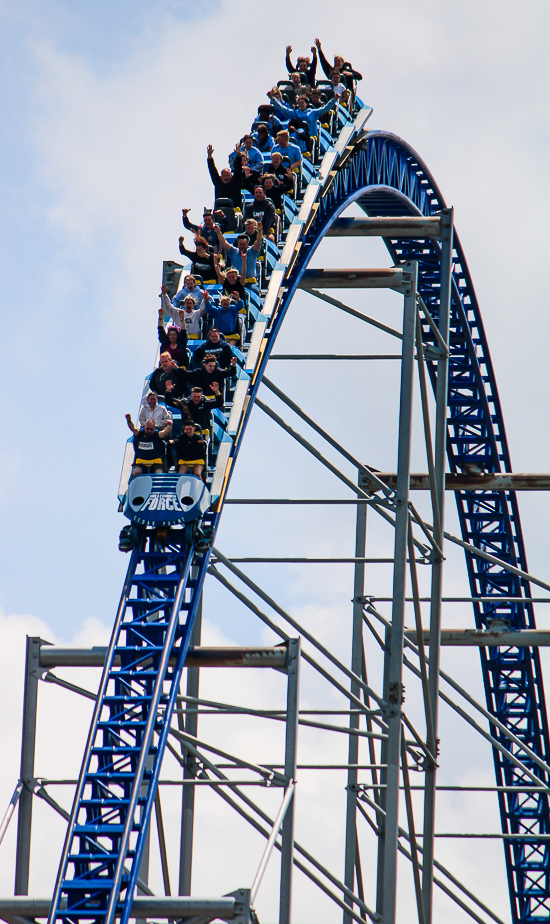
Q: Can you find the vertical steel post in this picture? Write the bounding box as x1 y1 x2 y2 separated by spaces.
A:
15 636 41 895
343 498 367 922
178 596 202 895
421 208 454 923
136 791 151 924
178 594 202 896
376 263 418 923
279 638 300 924
376 627 391 912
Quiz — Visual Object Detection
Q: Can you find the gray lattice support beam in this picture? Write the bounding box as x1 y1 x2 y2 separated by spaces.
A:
344 498 368 923
421 207 452 924
280 639 300 924
376 263 418 923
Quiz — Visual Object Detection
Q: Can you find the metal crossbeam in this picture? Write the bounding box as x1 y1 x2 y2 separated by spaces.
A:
326 216 442 238
39 645 288 670
405 630 550 647
361 472 550 491
298 267 407 290
269 354 402 360
0 896 244 922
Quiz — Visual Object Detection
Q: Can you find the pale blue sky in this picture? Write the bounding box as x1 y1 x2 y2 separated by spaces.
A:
1 0 548 638
0 3 549 918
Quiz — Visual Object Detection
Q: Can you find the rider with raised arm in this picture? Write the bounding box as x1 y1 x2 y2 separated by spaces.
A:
214 259 247 302
285 45 318 87
177 235 217 284
181 353 238 398
125 416 172 477
157 308 188 366
213 222 264 292
161 285 209 339
181 209 220 252
267 91 337 141
174 384 224 438
207 143 243 208
314 38 362 90
172 274 206 311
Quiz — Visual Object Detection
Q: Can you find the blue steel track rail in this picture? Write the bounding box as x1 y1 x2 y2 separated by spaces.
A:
48 101 548 924
48 515 215 924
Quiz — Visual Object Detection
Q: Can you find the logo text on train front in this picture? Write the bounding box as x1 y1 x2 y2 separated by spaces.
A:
142 493 184 511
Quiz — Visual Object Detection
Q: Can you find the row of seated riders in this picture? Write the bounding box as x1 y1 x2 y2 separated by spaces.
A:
126 40 362 483
125 299 242 480
125 262 250 482
184 46 362 245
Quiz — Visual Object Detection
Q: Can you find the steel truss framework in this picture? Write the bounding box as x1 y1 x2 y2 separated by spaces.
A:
2 100 550 924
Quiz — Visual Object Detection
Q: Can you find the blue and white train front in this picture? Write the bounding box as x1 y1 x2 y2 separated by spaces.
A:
124 473 211 526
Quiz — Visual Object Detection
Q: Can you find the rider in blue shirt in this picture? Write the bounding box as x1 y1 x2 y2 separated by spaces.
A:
271 131 302 169
252 124 275 152
206 297 242 338
229 136 263 171
213 223 264 291
269 94 336 139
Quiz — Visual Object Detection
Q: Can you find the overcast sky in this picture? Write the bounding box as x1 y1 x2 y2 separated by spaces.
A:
0 1 549 922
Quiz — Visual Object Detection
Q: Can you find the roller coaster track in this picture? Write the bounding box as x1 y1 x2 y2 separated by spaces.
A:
47 100 550 924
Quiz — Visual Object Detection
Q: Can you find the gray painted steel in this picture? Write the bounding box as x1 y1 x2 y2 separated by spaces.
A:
14 637 40 896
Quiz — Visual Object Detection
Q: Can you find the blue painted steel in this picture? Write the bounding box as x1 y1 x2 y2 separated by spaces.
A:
48 520 214 924
124 474 211 526
241 131 549 923
49 89 548 924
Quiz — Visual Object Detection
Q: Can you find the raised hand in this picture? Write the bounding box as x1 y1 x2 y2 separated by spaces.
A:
125 413 132 420
286 45 292 53
158 307 164 318
211 381 220 394
182 208 189 216
314 37 321 49
179 235 184 244
311 46 316 54
161 283 167 294
207 144 214 157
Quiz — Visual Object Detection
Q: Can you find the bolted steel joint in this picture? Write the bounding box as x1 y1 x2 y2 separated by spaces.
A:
389 681 405 705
